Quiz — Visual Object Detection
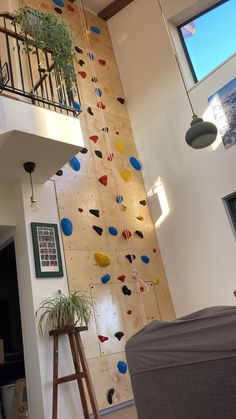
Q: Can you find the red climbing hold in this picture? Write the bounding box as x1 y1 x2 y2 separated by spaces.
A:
139 286 144 293
127 310 132 315
98 58 106 66
117 275 126 282
107 153 114 161
89 135 99 143
67 4 74 11
78 71 86 79
153 248 157 253
99 175 108 186
78 208 84 212
122 230 132 239
98 335 109 343
97 101 106 109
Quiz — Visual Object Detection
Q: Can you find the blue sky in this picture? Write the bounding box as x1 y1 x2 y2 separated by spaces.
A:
181 0 236 80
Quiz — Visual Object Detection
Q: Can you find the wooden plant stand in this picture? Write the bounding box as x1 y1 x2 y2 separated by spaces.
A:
49 326 100 419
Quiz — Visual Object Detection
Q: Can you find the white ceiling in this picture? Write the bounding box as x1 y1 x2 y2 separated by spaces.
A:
83 0 113 14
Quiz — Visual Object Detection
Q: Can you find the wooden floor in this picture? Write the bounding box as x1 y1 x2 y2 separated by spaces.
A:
104 404 138 419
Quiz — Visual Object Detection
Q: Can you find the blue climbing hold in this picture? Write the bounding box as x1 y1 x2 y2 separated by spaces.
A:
117 361 127 374
101 274 111 284
141 255 150 264
61 218 73 236
108 227 118 236
69 156 80 171
52 0 64 7
90 26 101 35
116 195 123 204
130 156 142 171
95 88 102 97
73 101 81 111
88 52 95 60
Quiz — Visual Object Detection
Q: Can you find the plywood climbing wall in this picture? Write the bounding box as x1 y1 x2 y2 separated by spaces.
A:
24 0 175 411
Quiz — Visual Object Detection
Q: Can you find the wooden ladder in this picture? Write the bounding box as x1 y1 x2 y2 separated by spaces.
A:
49 326 100 419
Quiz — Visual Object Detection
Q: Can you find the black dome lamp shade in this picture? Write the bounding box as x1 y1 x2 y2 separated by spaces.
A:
157 0 218 149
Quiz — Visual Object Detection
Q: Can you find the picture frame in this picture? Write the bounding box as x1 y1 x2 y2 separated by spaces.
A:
31 222 63 278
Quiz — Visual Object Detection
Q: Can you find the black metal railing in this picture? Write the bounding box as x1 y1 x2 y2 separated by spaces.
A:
0 12 81 117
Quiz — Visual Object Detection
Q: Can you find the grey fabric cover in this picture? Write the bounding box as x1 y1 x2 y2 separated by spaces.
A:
126 306 236 419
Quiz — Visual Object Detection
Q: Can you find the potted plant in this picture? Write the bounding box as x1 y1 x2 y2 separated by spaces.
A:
36 292 93 335
13 5 77 95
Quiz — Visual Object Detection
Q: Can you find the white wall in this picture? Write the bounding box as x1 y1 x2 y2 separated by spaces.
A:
109 0 236 317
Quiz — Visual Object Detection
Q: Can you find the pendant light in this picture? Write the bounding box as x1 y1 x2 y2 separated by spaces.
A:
157 0 218 149
23 161 40 212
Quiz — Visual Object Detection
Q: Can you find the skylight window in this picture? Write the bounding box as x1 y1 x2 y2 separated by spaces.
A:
178 0 236 82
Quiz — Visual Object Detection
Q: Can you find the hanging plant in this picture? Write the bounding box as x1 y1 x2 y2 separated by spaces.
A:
13 6 77 94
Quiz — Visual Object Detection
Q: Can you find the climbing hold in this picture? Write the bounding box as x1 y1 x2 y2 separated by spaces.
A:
101 274 111 284
122 285 132 296
98 335 109 343
53 0 64 6
102 127 109 133
98 58 106 66
127 310 132 315
75 46 83 54
95 150 103 158
114 332 124 341
69 156 80 171
56 170 63 176
54 7 62 13
90 26 101 34
94 252 110 267
99 175 108 186
117 361 127 374
153 277 160 285
93 226 103 236
107 153 114 161
130 156 142 171
91 77 98 82
78 208 83 212
79 59 85 66
72 101 81 111
78 71 86 79
121 205 127 211
89 209 100 218
233 290 236 298
114 140 126 154
108 227 118 236
87 107 94 116
136 215 144 221
67 4 74 11
135 230 144 239
122 230 132 239
80 147 88 154
61 218 73 236
153 248 157 253
88 52 95 60
107 389 115 405
141 255 150 264
97 101 106 109
117 275 125 282
116 131 119 135
139 286 144 293
139 200 147 206
120 169 132 182
116 195 123 204
104 87 110 94
89 135 99 143
95 87 102 97
125 254 136 263
117 97 125 104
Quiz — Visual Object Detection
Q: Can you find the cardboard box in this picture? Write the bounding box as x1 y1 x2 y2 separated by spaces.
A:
12 379 28 419
0 340 4 363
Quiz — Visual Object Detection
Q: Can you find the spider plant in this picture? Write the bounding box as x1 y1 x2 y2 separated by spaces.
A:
36 292 93 335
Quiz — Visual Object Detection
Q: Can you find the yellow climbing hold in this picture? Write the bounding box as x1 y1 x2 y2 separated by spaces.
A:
153 277 160 285
115 140 126 154
136 215 144 221
104 86 110 94
121 205 127 211
94 252 110 267
120 169 132 182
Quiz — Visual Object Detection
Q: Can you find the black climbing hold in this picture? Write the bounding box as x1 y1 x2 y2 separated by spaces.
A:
80 147 88 154
122 285 132 296
139 200 147 206
93 225 103 236
102 127 109 133
114 331 124 341
89 209 100 218
107 389 115 405
117 97 125 104
75 46 83 54
87 107 94 116
125 254 136 263
54 7 62 13
79 59 85 66
95 150 103 158
135 230 144 239
91 77 98 83
56 170 63 176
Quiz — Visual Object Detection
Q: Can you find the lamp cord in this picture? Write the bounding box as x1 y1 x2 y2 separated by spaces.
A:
29 172 35 202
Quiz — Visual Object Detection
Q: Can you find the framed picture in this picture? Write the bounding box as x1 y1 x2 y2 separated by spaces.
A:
31 222 63 278
208 77 236 149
